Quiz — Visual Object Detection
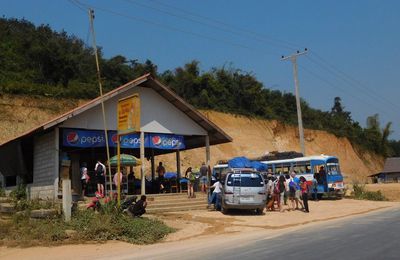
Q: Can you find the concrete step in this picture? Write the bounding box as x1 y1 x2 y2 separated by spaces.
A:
147 204 207 214
0 197 12 203
0 203 15 214
147 194 207 202
148 200 206 209
147 197 207 204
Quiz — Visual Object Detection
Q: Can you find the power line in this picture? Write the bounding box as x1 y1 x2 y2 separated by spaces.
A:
305 52 400 112
298 63 391 117
71 0 279 55
147 0 304 50
308 50 400 111
123 0 298 51
67 0 87 13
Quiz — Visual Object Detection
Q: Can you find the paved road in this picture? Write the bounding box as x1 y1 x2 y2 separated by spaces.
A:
204 208 400 260
121 208 400 260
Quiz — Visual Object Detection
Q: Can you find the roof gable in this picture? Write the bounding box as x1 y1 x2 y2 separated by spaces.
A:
382 157 400 173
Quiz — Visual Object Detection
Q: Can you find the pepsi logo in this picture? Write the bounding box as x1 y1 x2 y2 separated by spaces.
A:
111 134 118 144
152 136 162 146
66 132 79 144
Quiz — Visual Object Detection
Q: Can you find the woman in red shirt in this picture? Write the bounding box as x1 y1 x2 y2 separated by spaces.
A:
299 176 310 213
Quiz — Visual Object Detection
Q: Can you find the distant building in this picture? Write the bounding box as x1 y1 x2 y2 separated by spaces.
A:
369 157 400 183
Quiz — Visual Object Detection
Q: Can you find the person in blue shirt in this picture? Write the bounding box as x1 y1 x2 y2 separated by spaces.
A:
290 171 304 210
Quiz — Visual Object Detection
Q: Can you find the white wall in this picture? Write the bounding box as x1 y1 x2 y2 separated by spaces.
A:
61 86 207 136
31 131 57 199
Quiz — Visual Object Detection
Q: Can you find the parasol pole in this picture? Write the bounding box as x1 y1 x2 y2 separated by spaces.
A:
117 134 121 207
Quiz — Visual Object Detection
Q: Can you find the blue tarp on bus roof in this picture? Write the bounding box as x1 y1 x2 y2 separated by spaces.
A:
228 157 267 171
249 161 267 171
228 157 252 168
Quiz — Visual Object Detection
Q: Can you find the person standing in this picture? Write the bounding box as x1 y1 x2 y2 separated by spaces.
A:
208 179 222 210
290 171 304 210
156 162 166 193
80 162 90 197
312 178 319 201
300 176 310 213
199 162 208 193
113 171 123 188
185 167 195 198
277 175 288 212
265 174 275 211
315 166 326 185
94 160 106 197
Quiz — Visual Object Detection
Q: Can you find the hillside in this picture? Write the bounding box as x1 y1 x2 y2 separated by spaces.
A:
157 111 383 182
0 94 383 182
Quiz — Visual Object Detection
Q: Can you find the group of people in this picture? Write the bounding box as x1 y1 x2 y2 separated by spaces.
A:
265 171 319 213
80 160 107 198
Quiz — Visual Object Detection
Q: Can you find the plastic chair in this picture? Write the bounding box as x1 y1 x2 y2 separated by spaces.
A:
169 178 178 193
180 178 188 193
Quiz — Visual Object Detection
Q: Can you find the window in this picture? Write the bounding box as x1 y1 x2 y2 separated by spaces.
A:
327 163 341 175
226 173 264 187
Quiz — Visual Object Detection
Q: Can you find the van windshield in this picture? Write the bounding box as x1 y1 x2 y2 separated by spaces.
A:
226 173 264 187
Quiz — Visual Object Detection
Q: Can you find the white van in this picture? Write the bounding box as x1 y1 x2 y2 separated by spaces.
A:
221 169 266 214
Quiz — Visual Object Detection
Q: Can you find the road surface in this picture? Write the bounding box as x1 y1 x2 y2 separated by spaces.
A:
126 208 400 260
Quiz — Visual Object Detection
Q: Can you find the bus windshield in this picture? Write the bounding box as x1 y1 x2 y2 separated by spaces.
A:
327 163 341 175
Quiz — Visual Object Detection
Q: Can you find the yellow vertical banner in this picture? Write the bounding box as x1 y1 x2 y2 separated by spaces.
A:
117 94 140 134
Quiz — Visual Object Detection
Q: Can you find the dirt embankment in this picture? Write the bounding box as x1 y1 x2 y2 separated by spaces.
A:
0 95 384 182
158 111 384 182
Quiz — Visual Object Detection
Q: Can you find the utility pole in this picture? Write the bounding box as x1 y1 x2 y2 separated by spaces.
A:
281 48 308 156
88 9 113 193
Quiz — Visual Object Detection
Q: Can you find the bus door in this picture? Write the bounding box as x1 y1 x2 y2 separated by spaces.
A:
312 163 328 193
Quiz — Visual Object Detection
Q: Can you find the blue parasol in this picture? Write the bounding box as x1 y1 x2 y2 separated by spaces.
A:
164 172 177 179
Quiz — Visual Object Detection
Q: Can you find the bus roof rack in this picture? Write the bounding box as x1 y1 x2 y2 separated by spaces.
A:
255 151 303 161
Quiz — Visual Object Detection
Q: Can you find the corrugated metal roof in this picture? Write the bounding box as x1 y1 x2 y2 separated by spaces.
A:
382 157 400 173
0 74 232 150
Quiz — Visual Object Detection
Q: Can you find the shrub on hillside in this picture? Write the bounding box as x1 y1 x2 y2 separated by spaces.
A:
353 184 387 201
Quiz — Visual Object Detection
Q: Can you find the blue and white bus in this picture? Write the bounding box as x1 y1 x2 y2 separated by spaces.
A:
260 155 344 198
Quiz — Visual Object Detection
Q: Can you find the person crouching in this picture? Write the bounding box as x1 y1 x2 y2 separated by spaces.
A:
130 195 147 217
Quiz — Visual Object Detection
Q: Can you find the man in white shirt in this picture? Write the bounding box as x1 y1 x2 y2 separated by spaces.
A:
208 180 222 210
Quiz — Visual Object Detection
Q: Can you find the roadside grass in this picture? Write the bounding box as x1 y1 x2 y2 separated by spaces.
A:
352 184 387 201
0 207 174 247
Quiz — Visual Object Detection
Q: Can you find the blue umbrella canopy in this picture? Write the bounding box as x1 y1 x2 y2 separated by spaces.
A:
108 154 141 167
164 172 177 179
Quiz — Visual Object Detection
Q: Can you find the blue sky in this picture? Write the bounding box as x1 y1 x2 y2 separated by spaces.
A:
2 0 399 139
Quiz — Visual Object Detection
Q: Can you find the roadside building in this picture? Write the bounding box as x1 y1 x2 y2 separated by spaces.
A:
369 157 400 183
0 74 232 199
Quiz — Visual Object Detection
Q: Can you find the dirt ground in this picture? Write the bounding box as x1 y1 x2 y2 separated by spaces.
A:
1 199 399 259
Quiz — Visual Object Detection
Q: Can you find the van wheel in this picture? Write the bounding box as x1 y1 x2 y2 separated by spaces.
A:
256 208 263 215
221 206 228 214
